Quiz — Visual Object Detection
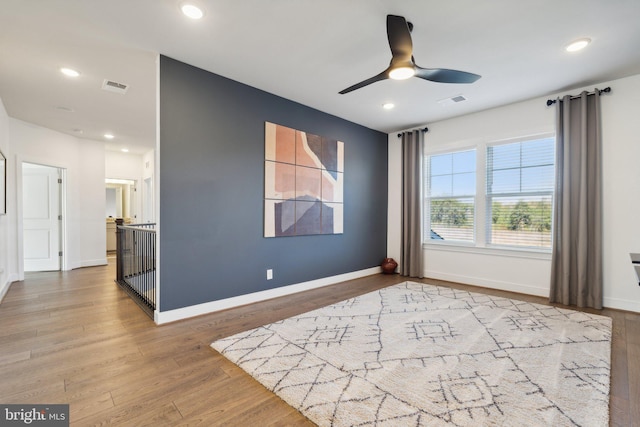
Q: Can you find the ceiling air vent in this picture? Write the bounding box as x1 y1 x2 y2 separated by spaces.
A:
102 79 129 94
437 94 467 106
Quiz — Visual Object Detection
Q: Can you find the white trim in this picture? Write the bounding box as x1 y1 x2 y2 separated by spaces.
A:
154 266 382 325
79 258 108 268
154 54 161 318
603 296 640 313
67 258 108 270
424 270 549 298
0 273 20 304
0 277 9 303
423 242 552 260
425 271 640 312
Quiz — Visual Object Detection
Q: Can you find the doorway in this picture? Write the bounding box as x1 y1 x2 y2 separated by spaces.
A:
143 176 153 223
22 162 63 272
105 178 137 253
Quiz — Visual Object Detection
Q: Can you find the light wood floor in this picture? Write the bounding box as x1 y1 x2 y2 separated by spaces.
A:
0 261 638 426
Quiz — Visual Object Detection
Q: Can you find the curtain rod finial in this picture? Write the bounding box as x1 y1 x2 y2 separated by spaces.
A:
397 127 428 137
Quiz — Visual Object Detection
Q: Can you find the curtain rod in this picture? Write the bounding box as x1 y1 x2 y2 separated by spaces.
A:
397 127 429 138
546 87 611 106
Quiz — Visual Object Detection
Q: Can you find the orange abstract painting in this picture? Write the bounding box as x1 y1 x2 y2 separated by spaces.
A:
264 122 344 237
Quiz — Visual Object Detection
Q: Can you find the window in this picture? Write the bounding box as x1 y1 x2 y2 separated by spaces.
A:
486 137 555 248
423 135 556 251
425 149 476 242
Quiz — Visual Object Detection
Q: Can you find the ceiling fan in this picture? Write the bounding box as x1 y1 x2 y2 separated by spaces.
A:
339 15 481 94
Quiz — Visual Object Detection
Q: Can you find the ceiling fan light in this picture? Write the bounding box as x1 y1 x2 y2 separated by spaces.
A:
389 66 415 80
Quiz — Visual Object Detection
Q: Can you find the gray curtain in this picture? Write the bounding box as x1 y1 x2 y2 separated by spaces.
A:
400 130 424 278
550 90 603 308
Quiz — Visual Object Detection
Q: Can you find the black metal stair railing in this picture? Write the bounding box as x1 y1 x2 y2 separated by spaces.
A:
115 219 156 318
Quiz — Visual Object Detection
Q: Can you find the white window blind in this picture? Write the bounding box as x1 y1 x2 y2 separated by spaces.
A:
425 149 476 243
486 137 555 248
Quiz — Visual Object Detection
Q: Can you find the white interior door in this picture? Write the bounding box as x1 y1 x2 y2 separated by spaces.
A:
23 163 61 272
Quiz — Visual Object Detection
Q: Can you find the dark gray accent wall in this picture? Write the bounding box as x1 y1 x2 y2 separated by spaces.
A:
159 56 388 312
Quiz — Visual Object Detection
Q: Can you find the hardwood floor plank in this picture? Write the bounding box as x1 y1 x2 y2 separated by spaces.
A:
627 344 640 427
609 310 629 401
610 395 630 427
68 391 115 422
171 373 265 420
0 261 637 426
0 350 30 366
109 359 229 407
0 379 67 404
0 328 36 345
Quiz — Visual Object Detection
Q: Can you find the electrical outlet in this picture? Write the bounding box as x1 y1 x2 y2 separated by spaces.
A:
266 269 273 280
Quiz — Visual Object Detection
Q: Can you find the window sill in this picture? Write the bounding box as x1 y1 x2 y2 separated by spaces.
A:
422 241 552 261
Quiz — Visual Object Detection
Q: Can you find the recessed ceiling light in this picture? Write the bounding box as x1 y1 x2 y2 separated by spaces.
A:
181 3 204 19
566 38 591 52
60 67 80 77
389 66 415 80
382 103 395 110
104 133 115 140
121 148 129 153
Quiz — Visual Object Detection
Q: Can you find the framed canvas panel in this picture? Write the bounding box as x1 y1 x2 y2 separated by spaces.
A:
264 122 344 237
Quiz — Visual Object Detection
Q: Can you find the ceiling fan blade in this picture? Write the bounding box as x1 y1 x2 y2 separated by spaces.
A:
386 15 413 61
415 66 481 84
339 71 388 94
339 15 480 94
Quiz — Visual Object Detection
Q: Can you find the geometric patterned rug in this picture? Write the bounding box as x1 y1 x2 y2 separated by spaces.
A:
211 281 611 426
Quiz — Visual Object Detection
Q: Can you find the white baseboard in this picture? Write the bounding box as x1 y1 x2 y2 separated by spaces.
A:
155 266 382 325
80 258 108 268
424 270 549 298
427 270 640 313
0 280 9 304
603 296 640 312
67 258 108 270
0 273 18 304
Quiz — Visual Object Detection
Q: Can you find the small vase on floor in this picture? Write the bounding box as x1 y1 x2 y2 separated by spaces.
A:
381 258 398 274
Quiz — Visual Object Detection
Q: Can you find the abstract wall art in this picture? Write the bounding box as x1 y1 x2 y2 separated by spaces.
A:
264 122 344 237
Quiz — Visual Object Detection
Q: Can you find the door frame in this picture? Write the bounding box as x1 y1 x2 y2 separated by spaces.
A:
16 158 67 279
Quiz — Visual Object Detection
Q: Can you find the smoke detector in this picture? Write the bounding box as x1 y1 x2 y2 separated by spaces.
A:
102 79 129 94
437 94 467 106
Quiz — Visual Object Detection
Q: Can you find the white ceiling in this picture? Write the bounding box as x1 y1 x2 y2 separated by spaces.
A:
1 0 640 153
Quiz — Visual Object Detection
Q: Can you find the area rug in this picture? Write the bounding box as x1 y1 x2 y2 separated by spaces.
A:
211 281 611 426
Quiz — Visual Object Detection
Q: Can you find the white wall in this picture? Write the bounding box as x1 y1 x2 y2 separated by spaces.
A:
10 118 107 276
105 150 143 181
141 149 155 223
77 141 108 265
600 74 640 311
0 98 12 300
388 73 640 312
